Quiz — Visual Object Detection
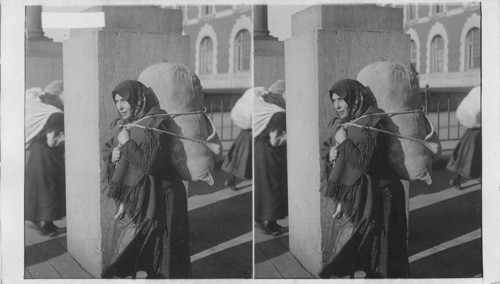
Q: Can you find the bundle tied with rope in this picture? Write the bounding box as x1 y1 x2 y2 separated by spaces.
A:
357 61 441 184
138 62 223 185
25 81 64 150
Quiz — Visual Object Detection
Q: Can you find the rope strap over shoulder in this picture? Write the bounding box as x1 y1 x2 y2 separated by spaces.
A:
341 107 439 154
123 109 222 155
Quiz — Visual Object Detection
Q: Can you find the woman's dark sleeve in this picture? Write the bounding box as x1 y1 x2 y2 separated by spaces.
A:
120 120 168 175
101 138 117 181
320 135 335 181
320 136 335 163
102 139 114 163
337 123 382 174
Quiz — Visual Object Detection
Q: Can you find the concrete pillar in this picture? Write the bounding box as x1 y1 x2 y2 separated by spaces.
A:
26 6 48 40
25 6 63 89
253 5 270 38
253 5 285 88
285 5 410 274
63 6 189 277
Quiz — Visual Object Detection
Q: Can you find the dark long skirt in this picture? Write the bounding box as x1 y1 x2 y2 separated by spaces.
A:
254 138 287 221
24 140 66 222
101 181 191 279
319 178 409 278
447 128 481 179
221 129 252 179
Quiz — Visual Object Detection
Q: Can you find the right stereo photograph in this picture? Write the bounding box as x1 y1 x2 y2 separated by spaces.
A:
252 3 482 279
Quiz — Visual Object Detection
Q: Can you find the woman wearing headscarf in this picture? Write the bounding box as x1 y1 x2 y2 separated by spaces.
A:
101 80 191 279
25 112 66 237
318 79 409 278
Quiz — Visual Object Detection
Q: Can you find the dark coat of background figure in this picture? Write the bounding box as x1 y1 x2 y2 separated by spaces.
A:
447 128 481 181
446 85 481 190
25 113 66 223
221 128 253 189
318 79 409 279
254 112 288 222
101 80 191 279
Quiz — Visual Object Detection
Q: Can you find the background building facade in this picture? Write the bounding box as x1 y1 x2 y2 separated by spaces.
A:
178 5 252 97
173 5 253 147
400 3 480 97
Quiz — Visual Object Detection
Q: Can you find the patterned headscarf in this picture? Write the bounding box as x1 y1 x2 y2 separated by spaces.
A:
111 80 160 123
328 79 377 121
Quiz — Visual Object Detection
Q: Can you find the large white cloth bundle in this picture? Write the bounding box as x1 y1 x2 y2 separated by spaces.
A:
456 86 481 129
25 87 63 149
138 62 222 185
231 87 259 130
357 61 440 184
253 88 285 137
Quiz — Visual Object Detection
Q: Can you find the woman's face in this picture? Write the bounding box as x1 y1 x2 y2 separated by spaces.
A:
114 94 132 120
46 131 64 148
331 93 349 119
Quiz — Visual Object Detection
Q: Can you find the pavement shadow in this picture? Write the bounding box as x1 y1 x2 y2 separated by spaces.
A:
25 236 66 267
254 235 289 264
410 238 482 278
189 191 252 256
409 189 482 256
191 242 253 278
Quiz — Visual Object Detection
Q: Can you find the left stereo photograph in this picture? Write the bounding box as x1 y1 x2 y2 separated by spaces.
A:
23 4 253 279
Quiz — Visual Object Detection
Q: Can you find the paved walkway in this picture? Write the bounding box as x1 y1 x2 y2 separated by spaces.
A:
24 170 252 279
255 159 482 279
24 157 482 279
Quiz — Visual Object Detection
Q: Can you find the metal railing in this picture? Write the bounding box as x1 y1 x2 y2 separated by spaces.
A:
204 94 242 144
423 85 465 144
204 87 468 148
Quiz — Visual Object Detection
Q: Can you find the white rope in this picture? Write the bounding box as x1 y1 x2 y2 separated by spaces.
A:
121 108 221 154
130 108 206 126
127 124 221 155
348 107 424 125
342 122 440 154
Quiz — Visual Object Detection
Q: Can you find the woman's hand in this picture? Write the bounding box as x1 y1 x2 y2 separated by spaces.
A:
329 146 338 163
117 127 131 145
335 127 347 144
111 146 121 163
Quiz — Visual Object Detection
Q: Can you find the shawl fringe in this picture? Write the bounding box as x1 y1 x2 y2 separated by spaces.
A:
107 180 143 214
321 114 381 219
323 179 360 219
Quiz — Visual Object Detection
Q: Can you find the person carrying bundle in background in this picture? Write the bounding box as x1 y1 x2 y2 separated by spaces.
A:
447 86 481 190
254 80 289 237
220 87 255 190
25 81 67 237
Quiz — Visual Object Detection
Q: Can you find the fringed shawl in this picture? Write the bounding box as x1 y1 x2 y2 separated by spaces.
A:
320 106 384 223
104 107 167 217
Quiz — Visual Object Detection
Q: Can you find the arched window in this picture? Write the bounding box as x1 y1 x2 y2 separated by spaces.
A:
234 29 251 72
430 35 444 73
407 4 416 21
201 5 213 17
431 4 444 15
465 28 480 70
200 37 213 74
410 40 417 70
